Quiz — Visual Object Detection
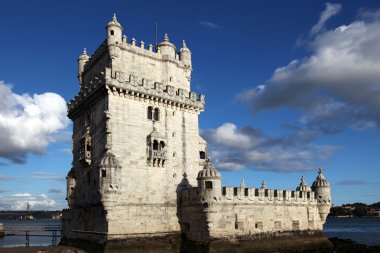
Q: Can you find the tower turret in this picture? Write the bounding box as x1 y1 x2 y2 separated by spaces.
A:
311 168 331 222
179 40 192 69
157 34 176 58
77 48 89 86
296 176 311 192
106 14 123 45
197 158 221 202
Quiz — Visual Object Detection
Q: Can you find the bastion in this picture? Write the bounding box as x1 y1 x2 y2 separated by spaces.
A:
61 14 332 249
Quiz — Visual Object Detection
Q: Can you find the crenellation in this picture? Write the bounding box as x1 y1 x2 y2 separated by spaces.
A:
62 14 331 245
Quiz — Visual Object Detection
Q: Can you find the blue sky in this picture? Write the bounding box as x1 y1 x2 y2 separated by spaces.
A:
0 0 380 210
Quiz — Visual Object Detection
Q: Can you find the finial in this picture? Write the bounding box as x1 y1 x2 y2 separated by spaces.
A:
113 13 117 21
240 179 245 189
83 48 87 55
318 168 323 174
261 180 266 189
183 172 187 179
182 40 187 48
163 33 169 42
301 176 305 183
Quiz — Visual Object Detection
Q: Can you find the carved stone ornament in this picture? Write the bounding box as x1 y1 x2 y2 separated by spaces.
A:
190 92 197 102
178 88 185 100
155 82 163 93
115 71 125 83
142 78 151 90
167 85 174 96
129 74 139 86
200 94 205 104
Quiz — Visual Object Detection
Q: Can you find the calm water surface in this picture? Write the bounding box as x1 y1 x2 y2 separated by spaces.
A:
1 217 380 248
324 217 380 246
0 219 61 248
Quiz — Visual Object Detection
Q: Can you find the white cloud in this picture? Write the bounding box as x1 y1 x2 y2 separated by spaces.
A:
203 123 338 172
0 192 61 210
238 7 380 133
0 81 69 163
310 2 342 36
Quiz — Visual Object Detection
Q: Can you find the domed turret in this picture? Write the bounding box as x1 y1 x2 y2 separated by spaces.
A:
179 40 191 68
312 168 331 222
99 151 122 209
106 14 123 44
296 176 311 192
157 33 176 58
197 158 222 202
77 48 89 85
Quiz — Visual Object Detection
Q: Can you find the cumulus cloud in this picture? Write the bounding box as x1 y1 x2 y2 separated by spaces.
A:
202 123 338 172
0 81 69 164
238 7 380 134
0 192 58 210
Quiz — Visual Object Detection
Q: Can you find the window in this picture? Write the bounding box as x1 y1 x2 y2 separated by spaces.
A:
199 151 206 159
154 108 160 121
153 140 159 150
147 106 153 120
205 181 213 189
110 30 114 35
101 170 106 178
160 141 165 150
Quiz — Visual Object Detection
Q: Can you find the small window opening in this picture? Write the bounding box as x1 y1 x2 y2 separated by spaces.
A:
199 151 206 159
160 141 165 151
154 108 160 121
147 106 153 120
172 132 175 137
173 152 176 157
169 77 173 82
101 170 106 178
173 111 175 116
153 140 159 150
299 192 303 198
222 187 226 195
110 30 114 35
205 181 213 189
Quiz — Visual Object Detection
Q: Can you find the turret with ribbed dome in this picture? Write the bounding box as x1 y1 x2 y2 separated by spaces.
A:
179 40 191 69
77 48 89 86
312 168 331 222
106 13 123 44
296 176 311 192
197 157 222 202
157 33 176 58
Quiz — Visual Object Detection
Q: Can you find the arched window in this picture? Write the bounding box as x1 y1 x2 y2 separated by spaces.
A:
154 108 160 121
160 141 165 151
153 140 159 150
147 106 153 120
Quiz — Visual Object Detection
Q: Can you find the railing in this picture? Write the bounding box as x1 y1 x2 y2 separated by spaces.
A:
4 225 61 247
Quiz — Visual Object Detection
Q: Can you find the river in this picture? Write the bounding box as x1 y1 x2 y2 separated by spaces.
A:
0 217 379 248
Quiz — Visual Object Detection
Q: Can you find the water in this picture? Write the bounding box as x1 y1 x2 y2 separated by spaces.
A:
0 219 61 248
0 218 379 248
324 217 380 246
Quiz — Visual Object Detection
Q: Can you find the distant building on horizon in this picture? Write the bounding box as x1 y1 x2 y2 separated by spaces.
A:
26 202 30 211
62 14 332 246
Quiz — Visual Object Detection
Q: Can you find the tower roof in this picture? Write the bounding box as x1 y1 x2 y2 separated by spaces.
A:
99 151 121 168
157 33 176 50
296 176 311 192
180 40 191 53
312 168 330 188
107 13 123 30
78 48 89 61
197 158 221 179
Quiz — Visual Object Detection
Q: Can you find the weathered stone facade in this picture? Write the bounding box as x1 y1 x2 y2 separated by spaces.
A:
62 15 331 244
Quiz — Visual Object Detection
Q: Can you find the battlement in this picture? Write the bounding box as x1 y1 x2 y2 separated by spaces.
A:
67 67 205 118
181 186 317 206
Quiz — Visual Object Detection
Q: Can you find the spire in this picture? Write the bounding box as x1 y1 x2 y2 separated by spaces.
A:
113 13 117 22
261 180 266 189
78 48 89 60
297 176 311 192
163 33 169 42
182 40 187 48
240 179 245 189
312 167 330 188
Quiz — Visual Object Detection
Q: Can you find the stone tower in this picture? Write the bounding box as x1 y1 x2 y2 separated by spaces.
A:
62 14 206 243
312 168 332 222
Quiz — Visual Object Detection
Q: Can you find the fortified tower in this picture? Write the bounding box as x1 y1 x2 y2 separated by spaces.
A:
62 14 206 243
